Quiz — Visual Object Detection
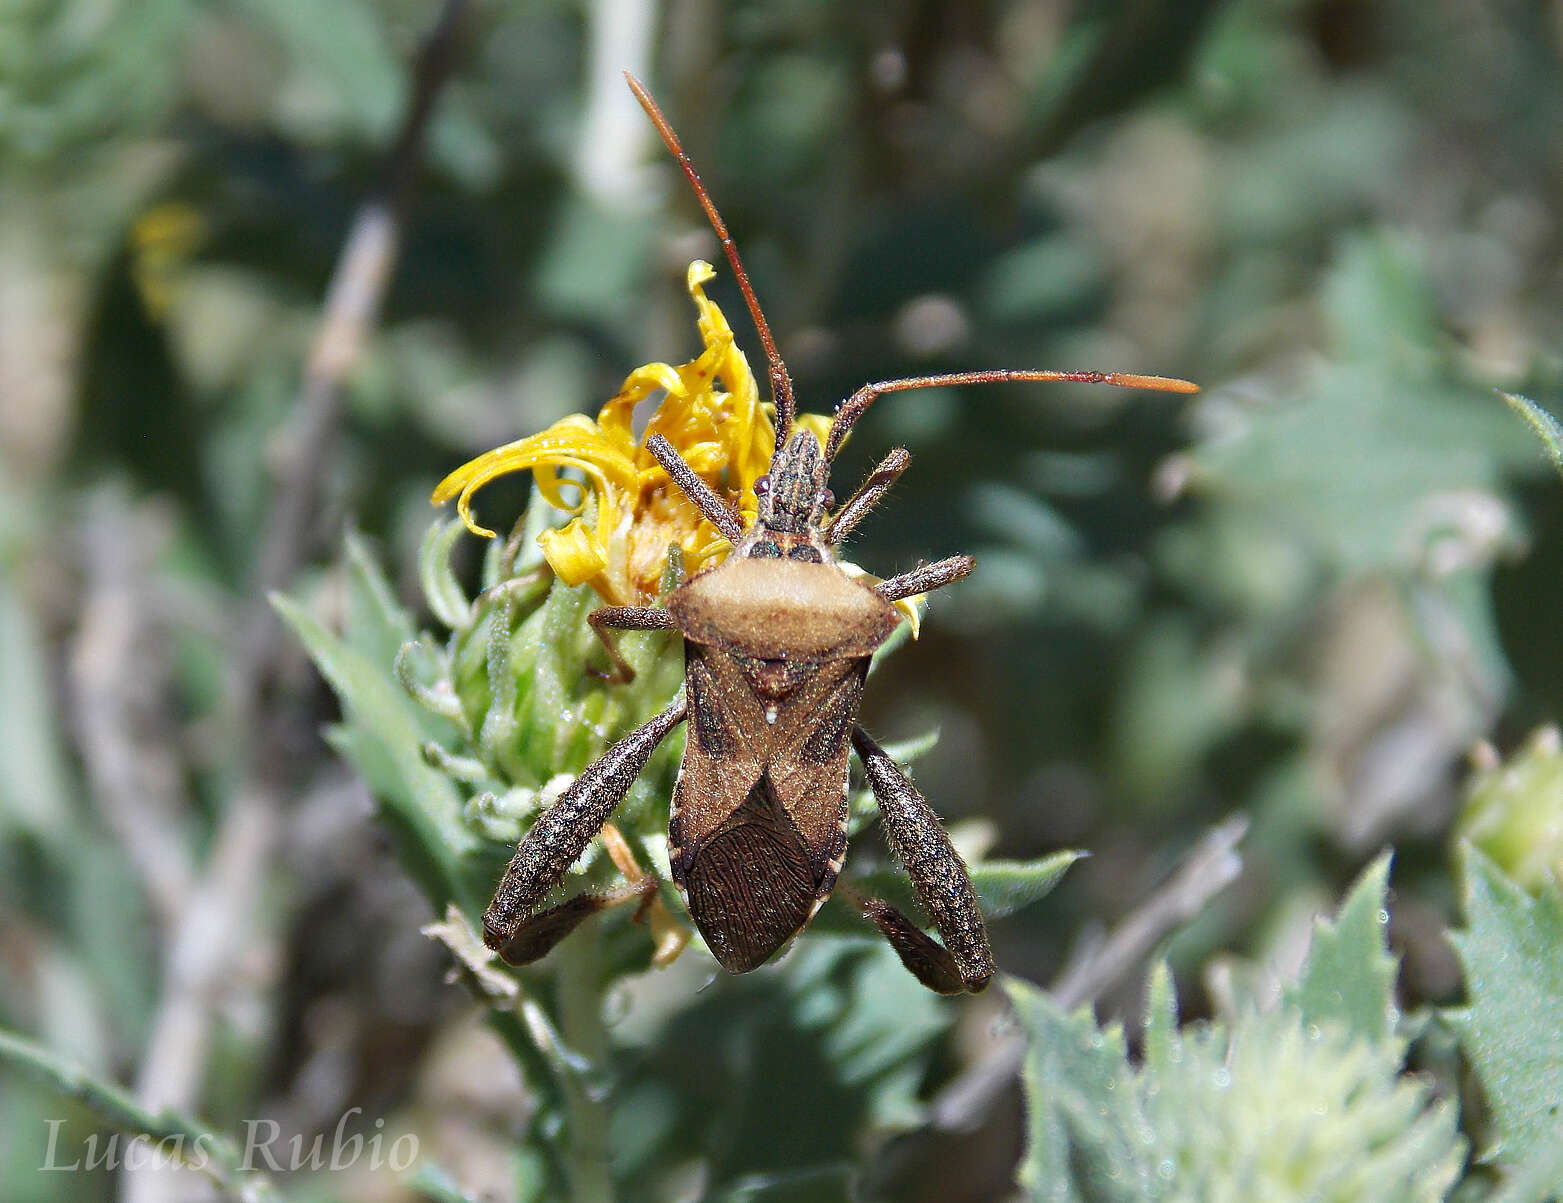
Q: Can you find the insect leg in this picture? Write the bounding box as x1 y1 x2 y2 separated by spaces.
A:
824 448 910 545
492 823 684 967
837 886 967 995
851 725 994 993
644 434 745 545
600 822 689 966
876 555 974 603
588 604 676 684
490 875 659 966
484 698 688 964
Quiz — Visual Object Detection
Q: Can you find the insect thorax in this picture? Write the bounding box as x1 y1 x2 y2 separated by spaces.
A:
667 555 900 661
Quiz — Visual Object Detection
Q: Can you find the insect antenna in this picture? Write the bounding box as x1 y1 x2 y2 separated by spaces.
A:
626 72 797 438
823 369 1199 462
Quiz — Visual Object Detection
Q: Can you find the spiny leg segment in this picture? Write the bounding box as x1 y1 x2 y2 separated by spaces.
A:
876 555 974 604
588 604 677 685
645 433 745 545
850 726 994 994
825 447 910 545
484 699 688 965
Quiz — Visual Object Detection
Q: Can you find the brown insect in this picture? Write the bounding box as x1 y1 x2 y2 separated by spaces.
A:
480 75 1197 993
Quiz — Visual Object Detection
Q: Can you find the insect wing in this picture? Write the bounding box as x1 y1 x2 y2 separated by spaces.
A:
671 646 866 971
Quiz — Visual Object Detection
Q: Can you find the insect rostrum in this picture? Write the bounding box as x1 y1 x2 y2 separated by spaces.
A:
463 76 1197 995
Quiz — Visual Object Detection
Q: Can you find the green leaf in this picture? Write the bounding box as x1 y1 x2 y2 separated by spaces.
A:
812 850 1080 935
1140 961 1179 1076
970 851 1086 919
1011 854 1467 1202
1321 230 1440 364
1447 845 1563 1169
417 518 472 633
1007 977 1152 1203
609 940 951 1193
1501 391 1563 487
791 939 946 1117
344 531 418 667
273 592 483 912
1486 1124 1563 1203
1188 361 1534 576
979 233 1106 325
1456 725 1563 891
238 0 401 141
1285 851 1400 1047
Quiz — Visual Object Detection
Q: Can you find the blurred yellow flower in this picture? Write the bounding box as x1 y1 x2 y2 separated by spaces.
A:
130 202 207 319
434 261 803 606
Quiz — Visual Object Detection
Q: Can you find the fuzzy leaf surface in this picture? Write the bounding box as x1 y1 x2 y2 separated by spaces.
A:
1012 857 1464 1202
1284 850 1400 1047
1448 846 1563 1169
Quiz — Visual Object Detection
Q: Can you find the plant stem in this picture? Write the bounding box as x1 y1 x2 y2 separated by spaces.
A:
0 1025 285 1202
554 929 616 1203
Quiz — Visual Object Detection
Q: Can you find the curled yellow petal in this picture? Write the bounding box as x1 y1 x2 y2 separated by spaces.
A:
431 415 636 539
538 520 610 587
431 261 835 604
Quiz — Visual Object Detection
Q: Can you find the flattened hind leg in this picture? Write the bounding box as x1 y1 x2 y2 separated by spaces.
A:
492 874 657 965
484 700 686 963
851 725 994 994
836 882 972 996
491 824 684 967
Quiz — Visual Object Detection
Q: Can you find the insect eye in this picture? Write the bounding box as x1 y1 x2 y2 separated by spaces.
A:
820 489 835 510
753 474 771 497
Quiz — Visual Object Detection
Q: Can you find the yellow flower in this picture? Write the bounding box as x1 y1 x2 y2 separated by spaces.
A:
433 261 786 606
130 202 206 319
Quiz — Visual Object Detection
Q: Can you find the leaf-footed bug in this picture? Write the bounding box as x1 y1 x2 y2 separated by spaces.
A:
478 74 1198 994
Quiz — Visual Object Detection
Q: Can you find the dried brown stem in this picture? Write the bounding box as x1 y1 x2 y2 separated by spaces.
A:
69 498 195 926
125 6 475 1198
1050 814 1248 1009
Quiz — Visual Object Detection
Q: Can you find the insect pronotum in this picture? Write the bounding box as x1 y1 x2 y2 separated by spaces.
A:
478 74 1198 994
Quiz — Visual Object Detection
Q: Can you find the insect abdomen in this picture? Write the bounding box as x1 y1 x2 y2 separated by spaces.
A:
677 776 817 972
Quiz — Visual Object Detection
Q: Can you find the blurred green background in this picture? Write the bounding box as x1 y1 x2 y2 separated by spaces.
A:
3 0 1563 1200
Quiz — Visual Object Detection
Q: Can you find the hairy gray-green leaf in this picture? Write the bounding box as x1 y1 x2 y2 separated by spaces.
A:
1187 361 1533 576
1284 850 1400 1046
1008 977 1153 1203
274 592 482 911
812 850 1080 935
1500 391 1563 487
417 518 472 632
1447 845 1563 1170
970 852 1086 919
1012 855 1464 1202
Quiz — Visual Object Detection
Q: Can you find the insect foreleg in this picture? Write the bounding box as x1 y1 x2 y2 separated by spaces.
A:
875 555 974 604
825 448 910 545
851 725 994 993
588 605 677 684
483 698 688 963
644 433 745 544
